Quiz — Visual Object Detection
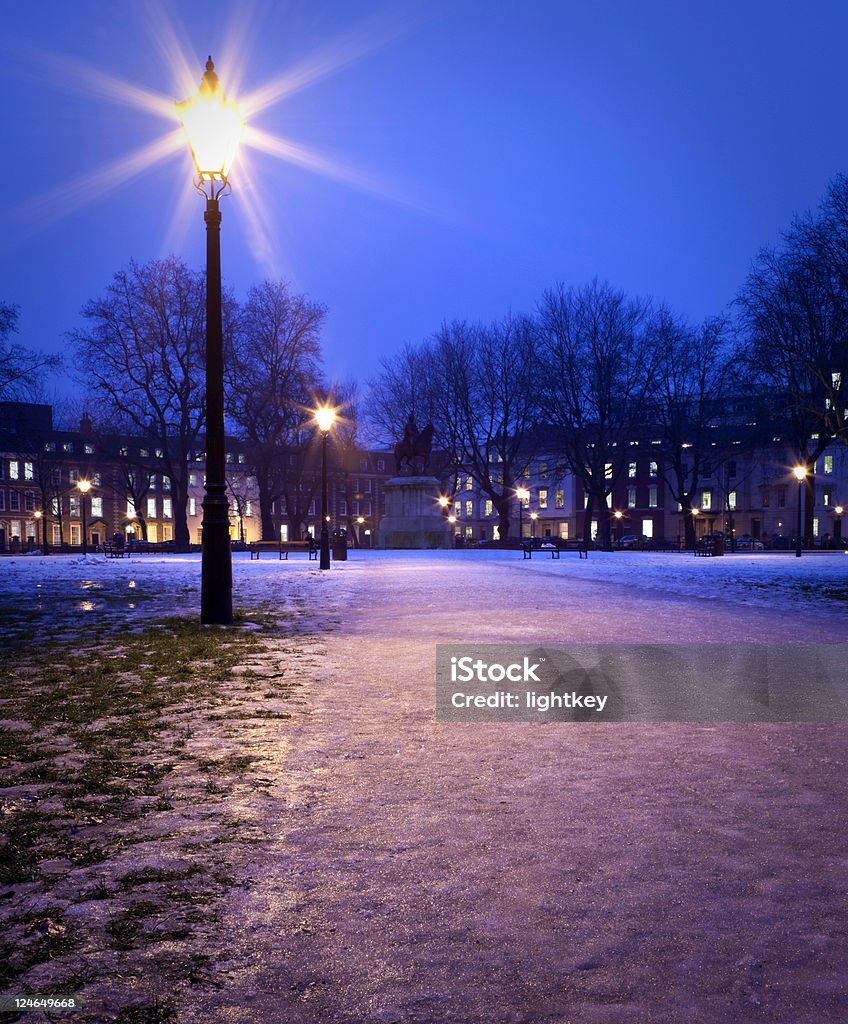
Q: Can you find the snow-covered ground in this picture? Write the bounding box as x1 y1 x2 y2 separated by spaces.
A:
3 549 848 1023
1 547 846 646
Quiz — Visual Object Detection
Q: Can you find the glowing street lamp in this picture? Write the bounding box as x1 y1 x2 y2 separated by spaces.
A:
314 406 336 570
177 58 243 624
529 510 538 538
33 509 49 555
516 486 530 540
77 479 91 555
792 465 807 557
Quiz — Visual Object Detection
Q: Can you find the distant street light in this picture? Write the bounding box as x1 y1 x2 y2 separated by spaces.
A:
177 57 243 625
516 486 530 540
529 510 538 538
835 504 844 546
314 406 336 570
792 465 807 558
77 479 91 555
34 509 48 555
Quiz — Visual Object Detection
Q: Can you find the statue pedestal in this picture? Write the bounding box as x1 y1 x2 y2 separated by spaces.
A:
377 476 453 549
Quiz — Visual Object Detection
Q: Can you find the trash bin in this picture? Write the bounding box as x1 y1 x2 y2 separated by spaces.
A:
331 528 348 561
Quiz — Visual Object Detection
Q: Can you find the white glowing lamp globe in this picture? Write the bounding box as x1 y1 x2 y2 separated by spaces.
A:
315 407 336 433
176 58 242 182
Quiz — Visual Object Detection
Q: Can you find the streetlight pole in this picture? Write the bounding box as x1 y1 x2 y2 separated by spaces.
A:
792 466 807 558
177 58 242 624
314 407 336 570
516 486 530 541
34 510 48 555
77 479 91 555
834 504 844 547
530 511 538 538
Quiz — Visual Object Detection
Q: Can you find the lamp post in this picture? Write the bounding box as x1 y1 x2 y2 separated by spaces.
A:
516 486 530 540
613 509 623 545
793 465 807 557
34 509 49 555
834 504 844 547
177 57 243 624
314 407 336 570
529 511 538 538
77 479 91 555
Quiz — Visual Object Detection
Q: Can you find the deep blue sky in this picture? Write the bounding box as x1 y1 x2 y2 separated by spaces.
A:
3 1 848 393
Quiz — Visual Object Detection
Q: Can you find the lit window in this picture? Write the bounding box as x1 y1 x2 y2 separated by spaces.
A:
147 497 157 518
44 441 55 452
538 488 548 509
85 443 95 455
627 487 636 508
701 490 712 511
70 495 80 518
728 491 737 510
162 476 171 491
189 498 197 516
92 472 101 486
825 456 833 474
628 462 637 478
823 491 831 507
91 497 103 517
604 463 613 480
466 476 473 491
642 519 654 539
62 442 73 453
555 489 564 509
649 461 658 477
163 499 172 519
119 446 128 457
155 448 164 458
483 500 493 517
189 474 197 486
9 461 18 480
24 462 33 481
454 501 461 517
127 499 136 518
648 486 658 508
50 497 59 515
238 454 246 465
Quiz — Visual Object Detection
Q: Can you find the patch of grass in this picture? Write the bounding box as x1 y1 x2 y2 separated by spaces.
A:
0 607 308 1007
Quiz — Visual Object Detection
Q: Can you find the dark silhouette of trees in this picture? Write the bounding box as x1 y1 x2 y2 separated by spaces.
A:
537 280 658 550
651 310 733 550
71 258 211 552
226 280 325 541
0 302 62 401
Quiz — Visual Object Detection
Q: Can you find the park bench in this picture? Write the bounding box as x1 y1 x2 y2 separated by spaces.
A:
522 538 588 560
248 539 319 560
695 535 724 557
103 542 129 559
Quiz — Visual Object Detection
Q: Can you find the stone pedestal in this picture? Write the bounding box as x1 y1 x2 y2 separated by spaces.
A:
377 476 452 549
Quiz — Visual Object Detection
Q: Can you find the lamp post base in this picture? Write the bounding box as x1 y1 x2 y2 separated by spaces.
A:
201 484 233 624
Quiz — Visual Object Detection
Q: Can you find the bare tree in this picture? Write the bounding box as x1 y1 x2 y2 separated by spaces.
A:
226 280 325 541
737 232 848 542
71 258 211 552
651 310 733 550
0 303 62 400
537 280 658 550
432 315 542 540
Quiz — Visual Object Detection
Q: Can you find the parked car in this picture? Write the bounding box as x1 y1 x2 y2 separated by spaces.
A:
616 535 642 548
734 535 764 550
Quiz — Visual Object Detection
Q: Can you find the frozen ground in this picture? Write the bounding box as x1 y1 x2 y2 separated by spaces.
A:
2 550 848 1022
